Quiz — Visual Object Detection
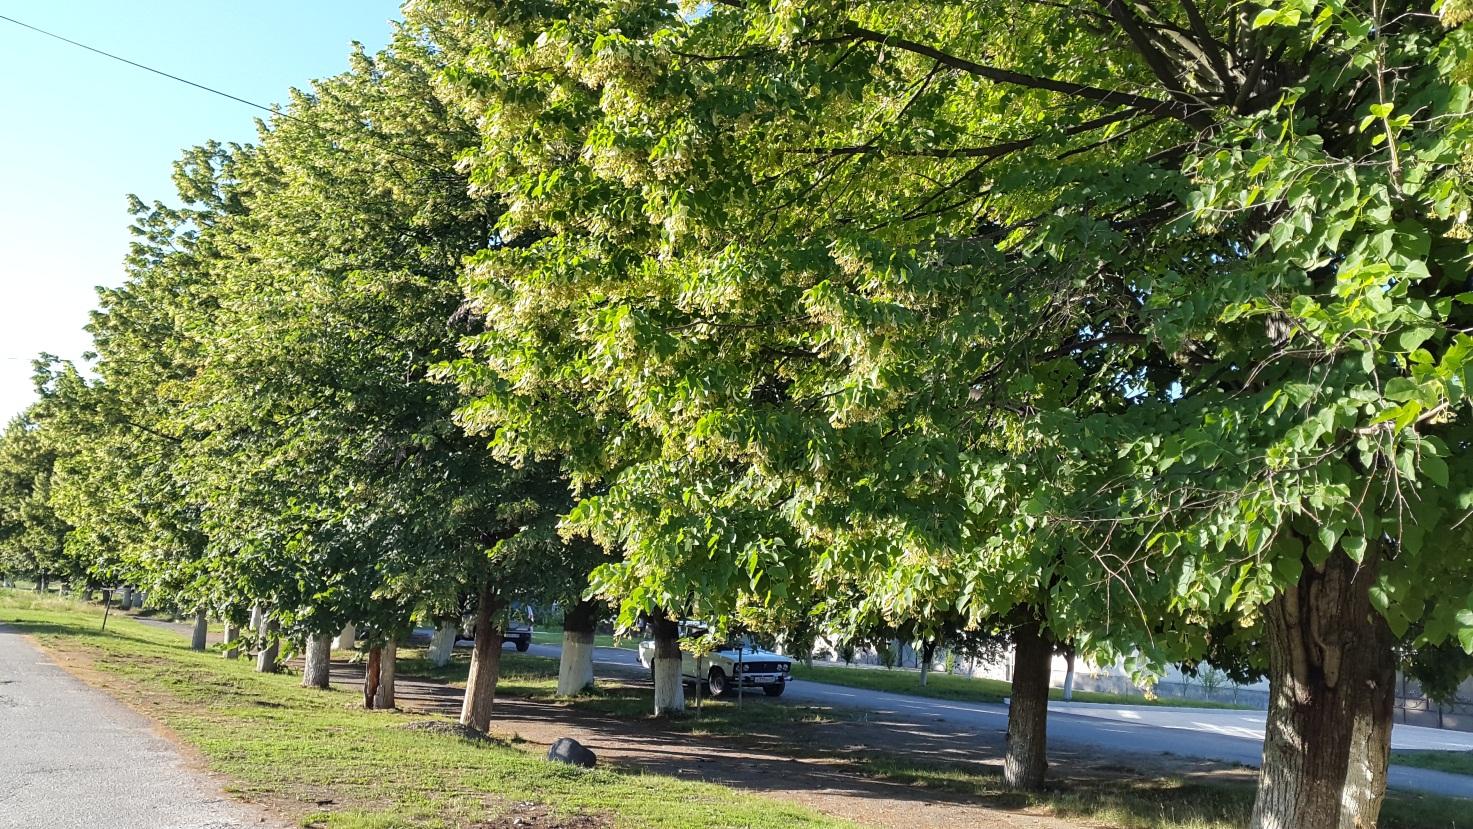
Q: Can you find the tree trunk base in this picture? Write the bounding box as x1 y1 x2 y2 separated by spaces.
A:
1250 550 1395 829
1004 622 1051 791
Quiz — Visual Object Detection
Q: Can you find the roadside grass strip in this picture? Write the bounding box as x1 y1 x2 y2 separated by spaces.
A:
4 591 1466 829
0 591 845 829
790 664 1249 710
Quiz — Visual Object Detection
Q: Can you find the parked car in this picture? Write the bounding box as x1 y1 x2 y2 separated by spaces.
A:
455 620 532 652
502 622 532 652
637 621 791 697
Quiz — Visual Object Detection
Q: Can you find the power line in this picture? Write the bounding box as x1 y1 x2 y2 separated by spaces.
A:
0 11 455 176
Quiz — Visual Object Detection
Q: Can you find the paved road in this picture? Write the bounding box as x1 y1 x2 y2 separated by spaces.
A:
525 641 1473 799
0 624 274 829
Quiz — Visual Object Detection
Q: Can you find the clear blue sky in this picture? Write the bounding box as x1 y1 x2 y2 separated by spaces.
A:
0 1 403 421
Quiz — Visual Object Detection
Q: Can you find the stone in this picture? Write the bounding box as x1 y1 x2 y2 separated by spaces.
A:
546 737 596 769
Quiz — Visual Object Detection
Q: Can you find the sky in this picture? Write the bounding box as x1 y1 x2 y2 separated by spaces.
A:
0 1 403 422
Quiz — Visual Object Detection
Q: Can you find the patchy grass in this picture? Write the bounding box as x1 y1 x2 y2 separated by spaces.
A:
0 590 846 829
530 629 638 651
1393 749 1473 776
791 664 1248 710
10 589 1464 829
855 754 1466 829
398 644 848 739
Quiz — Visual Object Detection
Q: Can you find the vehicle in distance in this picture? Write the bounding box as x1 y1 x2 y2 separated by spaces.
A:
503 621 532 652
455 620 532 652
637 621 791 697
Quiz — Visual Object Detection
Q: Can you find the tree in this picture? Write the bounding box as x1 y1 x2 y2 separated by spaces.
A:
0 404 75 587
422 1 1473 824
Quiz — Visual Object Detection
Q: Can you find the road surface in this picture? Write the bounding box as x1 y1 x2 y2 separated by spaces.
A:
0 624 275 829
525 641 1473 799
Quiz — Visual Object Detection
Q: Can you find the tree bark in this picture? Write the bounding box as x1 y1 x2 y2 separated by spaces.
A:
374 638 397 709
919 640 936 687
652 614 685 715
255 618 280 674
222 623 241 659
119 585 132 608
427 621 458 668
460 581 505 732
333 622 356 651
557 599 598 696
189 608 208 651
1249 549 1395 829
303 633 332 689
363 645 382 709
1004 622 1052 790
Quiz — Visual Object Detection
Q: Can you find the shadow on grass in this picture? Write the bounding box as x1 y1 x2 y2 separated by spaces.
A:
0 619 166 651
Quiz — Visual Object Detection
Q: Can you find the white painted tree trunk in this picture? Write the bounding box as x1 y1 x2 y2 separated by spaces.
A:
651 615 685 715
190 608 208 651
248 605 264 654
222 623 241 659
1063 650 1077 701
332 622 356 651
255 618 280 673
373 638 397 709
654 657 685 713
558 630 596 696
427 622 457 668
303 633 332 689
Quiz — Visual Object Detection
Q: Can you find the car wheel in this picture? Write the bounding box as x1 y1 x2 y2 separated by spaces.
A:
763 682 785 698
708 667 731 698
515 638 530 652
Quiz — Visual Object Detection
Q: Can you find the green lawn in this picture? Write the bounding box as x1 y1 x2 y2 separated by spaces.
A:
530 629 639 651
1393 749 1473 776
0 590 845 829
791 664 1249 710
6 589 1465 829
852 754 1459 829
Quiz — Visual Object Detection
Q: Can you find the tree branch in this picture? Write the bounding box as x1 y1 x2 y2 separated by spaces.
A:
846 25 1203 122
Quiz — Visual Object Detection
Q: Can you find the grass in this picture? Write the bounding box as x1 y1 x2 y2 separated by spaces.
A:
791 664 1249 710
397 638 853 739
8 589 1467 829
855 754 1466 829
530 629 638 650
0 589 847 829
1394 749 1473 776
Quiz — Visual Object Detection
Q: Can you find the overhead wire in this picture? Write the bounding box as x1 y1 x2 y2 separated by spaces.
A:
0 11 461 180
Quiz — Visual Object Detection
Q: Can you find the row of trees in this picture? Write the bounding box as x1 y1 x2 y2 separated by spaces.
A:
3 2 1473 827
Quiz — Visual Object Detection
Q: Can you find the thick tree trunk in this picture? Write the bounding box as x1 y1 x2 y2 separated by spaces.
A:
255 618 280 674
652 615 685 715
1249 550 1395 829
303 633 332 689
363 646 382 709
1004 623 1052 790
374 638 397 709
222 623 241 659
333 622 356 651
190 608 208 651
119 585 132 608
557 599 598 696
427 621 458 668
919 640 936 687
460 582 505 732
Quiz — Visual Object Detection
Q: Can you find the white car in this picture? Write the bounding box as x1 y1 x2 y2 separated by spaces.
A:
637 622 792 697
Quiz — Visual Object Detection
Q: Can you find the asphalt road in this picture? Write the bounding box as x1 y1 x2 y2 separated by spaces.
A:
0 624 274 829
525 641 1473 799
